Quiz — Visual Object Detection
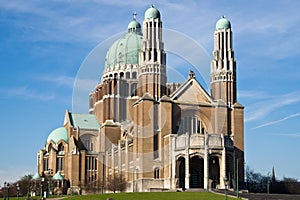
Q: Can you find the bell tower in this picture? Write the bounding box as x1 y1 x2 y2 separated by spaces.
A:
210 16 236 106
137 5 167 99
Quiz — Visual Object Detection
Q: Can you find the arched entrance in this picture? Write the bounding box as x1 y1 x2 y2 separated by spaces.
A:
189 156 204 188
176 157 185 189
209 156 220 188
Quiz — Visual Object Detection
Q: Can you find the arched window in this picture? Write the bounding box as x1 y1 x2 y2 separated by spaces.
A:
120 72 124 79
131 83 137 96
126 72 130 79
58 143 64 152
132 71 137 79
154 167 160 179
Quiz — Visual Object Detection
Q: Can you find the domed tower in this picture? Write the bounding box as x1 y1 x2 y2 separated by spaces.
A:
210 16 245 184
210 16 236 105
137 5 167 99
90 14 143 123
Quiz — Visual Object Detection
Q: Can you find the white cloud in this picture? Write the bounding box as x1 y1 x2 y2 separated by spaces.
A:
274 133 300 138
35 75 75 88
245 91 300 122
0 87 55 101
254 113 300 129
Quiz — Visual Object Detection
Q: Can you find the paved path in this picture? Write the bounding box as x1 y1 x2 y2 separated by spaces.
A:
214 189 300 200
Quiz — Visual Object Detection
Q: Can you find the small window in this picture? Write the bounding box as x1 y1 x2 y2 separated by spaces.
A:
154 167 160 179
126 72 130 79
132 71 137 79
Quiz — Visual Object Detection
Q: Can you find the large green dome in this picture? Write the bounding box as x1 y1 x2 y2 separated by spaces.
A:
145 5 160 19
105 32 143 70
216 16 231 30
47 127 68 144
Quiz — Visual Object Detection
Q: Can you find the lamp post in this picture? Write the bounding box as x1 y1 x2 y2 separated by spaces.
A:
236 158 239 199
48 169 52 197
3 181 6 200
40 178 44 199
16 183 20 200
224 177 228 200
6 183 10 200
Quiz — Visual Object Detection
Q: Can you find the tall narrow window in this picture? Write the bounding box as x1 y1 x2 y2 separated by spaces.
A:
56 157 64 172
153 133 159 159
43 158 48 171
131 83 137 96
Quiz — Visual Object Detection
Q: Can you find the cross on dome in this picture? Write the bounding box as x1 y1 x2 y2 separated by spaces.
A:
133 12 137 20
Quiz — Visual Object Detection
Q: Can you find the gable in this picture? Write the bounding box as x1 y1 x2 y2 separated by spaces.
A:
171 78 212 104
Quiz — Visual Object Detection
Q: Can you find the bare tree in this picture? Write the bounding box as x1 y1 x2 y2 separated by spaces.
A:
106 174 127 193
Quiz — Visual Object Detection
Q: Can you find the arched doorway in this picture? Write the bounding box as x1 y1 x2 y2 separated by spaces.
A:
226 154 234 188
176 157 185 189
209 156 220 188
189 156 204 188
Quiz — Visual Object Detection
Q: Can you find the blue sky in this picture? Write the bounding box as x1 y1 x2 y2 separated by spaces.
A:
1 0 300 183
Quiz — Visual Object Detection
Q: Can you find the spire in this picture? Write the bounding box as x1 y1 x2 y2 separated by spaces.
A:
133 12 137 20
272 166 276 182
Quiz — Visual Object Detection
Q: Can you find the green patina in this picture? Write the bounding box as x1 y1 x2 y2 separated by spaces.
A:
70 113 100 130
47 127 68 144
216 16 231 30
104 32 142 70
32 172 41 180
52 172 64 180
144 5 160 19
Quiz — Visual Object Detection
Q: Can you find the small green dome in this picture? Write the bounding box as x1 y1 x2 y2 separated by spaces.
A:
105 32 143 70
216 16 231 30
145 5 160 19
128 20 141 30
47 127 68 144
32 172 41 180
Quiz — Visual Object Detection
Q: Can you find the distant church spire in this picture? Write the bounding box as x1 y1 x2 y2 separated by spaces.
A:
272 166 276 182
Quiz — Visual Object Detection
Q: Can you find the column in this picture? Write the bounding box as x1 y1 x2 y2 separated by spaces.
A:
185 150 189 189
204 134 209 190
220 147 227 189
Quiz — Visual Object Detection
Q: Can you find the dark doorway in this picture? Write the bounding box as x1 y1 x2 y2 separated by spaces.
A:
209 156 220 188
176 157 185 189
190 156 204 188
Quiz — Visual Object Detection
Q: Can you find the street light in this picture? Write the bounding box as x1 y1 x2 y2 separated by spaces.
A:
224 177 228 200
236 158 239 199
40 178 45 199
48 169 52 197
16 184 20 200
6 183 10 200
3 181 6 200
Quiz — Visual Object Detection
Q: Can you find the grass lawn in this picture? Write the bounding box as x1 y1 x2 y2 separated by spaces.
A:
10 192 235 200
63 192 235 200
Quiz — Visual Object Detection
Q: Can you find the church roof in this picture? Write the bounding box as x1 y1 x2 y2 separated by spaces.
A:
69 113 100 130
52 172 64 180
104 31 142 71
145 5 160 19
216 16 231 30
170 72 213 104
47 127 68 144
32 172 41 180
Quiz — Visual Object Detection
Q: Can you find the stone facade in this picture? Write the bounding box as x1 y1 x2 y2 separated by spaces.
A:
37 6 244 194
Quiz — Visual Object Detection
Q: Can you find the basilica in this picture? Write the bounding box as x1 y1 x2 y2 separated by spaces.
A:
37 5 244 194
